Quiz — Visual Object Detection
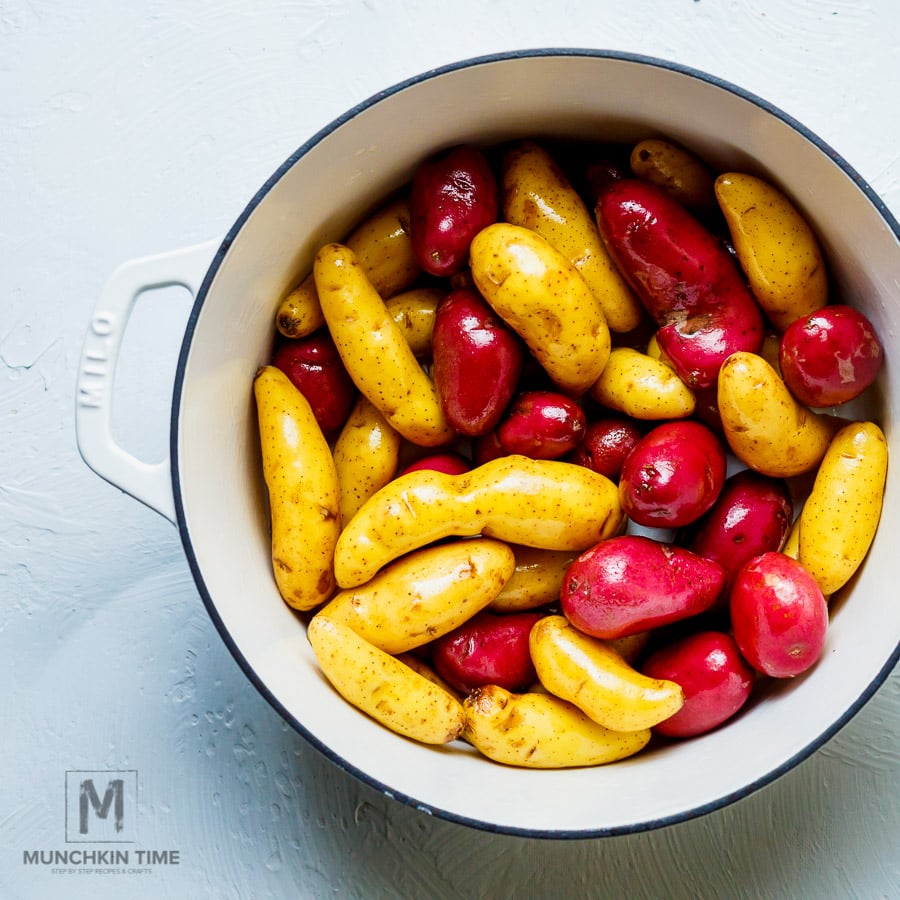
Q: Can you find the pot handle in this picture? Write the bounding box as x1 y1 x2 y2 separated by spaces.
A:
75 239 221 524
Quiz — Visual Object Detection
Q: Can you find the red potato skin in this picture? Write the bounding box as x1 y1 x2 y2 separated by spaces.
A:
270 331 357 437
618 420 727 528
432 288 525 436
567 416 644 480
398 452 472 477
595 179 764 388
779 304 884 408
430 611 544 694
497 391 586 460
730 553 828 678
561 535 726 639
410 145 499 277
641 631 755 738
680 469 793 588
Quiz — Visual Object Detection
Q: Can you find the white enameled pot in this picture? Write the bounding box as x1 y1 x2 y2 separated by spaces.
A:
76 50 900 837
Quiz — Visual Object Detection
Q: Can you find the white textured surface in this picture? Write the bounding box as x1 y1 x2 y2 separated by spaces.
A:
3 2 899 898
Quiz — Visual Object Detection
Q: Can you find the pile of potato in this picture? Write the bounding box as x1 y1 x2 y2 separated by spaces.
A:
254 134 887 767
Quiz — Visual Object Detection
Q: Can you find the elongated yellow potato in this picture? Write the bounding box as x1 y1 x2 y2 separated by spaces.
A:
490 545 577 612
332 395 402 524
334 455 625 588
307 615 465 744
718 351 839 477
799 421 888 596
589 346 696 419
630 138 716 211
254 365 340 610
319 538 516 654
463 684 651 768
384 286 442 357
315 242 454 447
529 616 684 732
502 141 643 333
276 195 421 339
469 223 611 395
715 172 827 331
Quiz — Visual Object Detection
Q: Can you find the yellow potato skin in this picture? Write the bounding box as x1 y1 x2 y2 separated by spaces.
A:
463 684 651 768
469 223 611 395
319 538 516 654
334 455 625 588
502 141 643 333
314 242 454 447
275 195 421 339
490 546 577 612
590 346 696 420
718 352 839 477
332 395 402 524
307 615 465 744
630 138 716 211
799 421 888 596
715 173 828 331
384 287 442 357
530 616 684 732
254 366 340 610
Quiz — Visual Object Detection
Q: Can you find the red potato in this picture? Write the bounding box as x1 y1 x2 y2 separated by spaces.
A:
730 552 828 678
618 420 726 528
432 288 525 436
641 631 755 738
398 452 472 477
270 331 356 437
595 178 764 389
410 145 499 277
681 469 793 588
779 304 884 407
497 391 586 460
430 610 544 694
567 416 644 480
561 535 726 639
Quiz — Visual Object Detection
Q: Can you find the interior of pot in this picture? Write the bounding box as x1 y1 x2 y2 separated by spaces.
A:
172 51 900 836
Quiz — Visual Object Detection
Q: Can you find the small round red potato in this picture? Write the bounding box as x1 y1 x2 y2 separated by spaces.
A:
497 391 586 460
567 416 644 480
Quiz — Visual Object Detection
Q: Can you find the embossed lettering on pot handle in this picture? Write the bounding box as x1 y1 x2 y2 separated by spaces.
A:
75 240 220 523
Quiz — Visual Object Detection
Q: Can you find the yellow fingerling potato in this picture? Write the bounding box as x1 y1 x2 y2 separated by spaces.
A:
314 242 454 447
490 545 577 612
319 538 516 654
276 195 421 339
384 287 442 357
502 141 643 333
254 366 340 610
530 616 684 732
799 421 888 596
630 138 716 211
334 455 625 588
590 346 696 419
332 395 402 524
469 223 611 395
463 684 651 768
715 173 828 331
718 351 840 477
395 653 463 700
307 615 465 744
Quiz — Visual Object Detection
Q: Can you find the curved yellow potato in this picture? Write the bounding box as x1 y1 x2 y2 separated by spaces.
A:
469 223 611 395
589 346 696 419
502 141 643 333
384 287 442 357
253 366 340 610
529 616 684 732
490 545 577 612
314 242 454 447
332 395 402 524
799 421 888 596
307 615 465 744
275 195 421 339
334 455 624 588
463 684 651 768
715 173 828 331
630 137 716 211
718 352 839 477
319 538 516 654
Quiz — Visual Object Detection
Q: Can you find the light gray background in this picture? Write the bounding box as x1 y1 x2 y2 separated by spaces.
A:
3 1 899 898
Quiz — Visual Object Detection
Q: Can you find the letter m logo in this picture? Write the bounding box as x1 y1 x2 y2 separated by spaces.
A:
66 770 137 843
